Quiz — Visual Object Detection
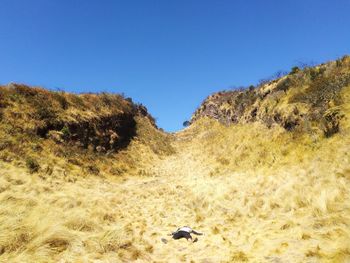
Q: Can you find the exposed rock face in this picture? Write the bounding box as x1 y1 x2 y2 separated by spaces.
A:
191 56 350 137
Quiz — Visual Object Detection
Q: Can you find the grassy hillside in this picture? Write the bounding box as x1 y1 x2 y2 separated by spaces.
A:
191 55 350 139
0 56 350 262
0 84 174 178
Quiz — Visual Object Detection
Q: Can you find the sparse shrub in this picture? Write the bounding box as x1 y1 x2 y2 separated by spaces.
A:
125 97 133 103
290 66 300 74
275 76 295 93
257 71 287 87
248 85 255 91
307 67 321 80
269 70 288 81
322 108 343 137
183 120 190 127
26 157 40 173
297 60 317 70
61 125 71 140
283 119 298 131
257 78 271 87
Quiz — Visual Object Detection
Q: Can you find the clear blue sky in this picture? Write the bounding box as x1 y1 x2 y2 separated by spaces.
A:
1 1 349 131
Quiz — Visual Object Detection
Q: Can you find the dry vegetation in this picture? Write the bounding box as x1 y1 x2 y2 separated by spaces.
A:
191 55 350 138
1 57 350 262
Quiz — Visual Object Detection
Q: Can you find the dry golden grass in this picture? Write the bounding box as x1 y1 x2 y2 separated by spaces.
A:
0 70 350 262
1 103 350 262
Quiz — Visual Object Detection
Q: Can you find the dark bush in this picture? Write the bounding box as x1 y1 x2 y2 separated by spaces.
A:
61 126 71 140
183 121 190 127
290 66 300 74
26 157 40 173
125 97 133 103
283 120 298 131
322 109 343 138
